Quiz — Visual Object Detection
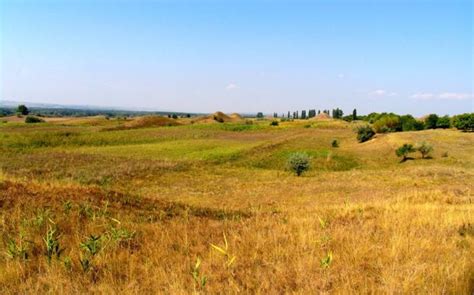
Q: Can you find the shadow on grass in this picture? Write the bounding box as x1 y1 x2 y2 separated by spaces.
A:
399 157 415 163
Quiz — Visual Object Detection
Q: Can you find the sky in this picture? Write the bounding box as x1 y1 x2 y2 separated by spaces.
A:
0 0 472 115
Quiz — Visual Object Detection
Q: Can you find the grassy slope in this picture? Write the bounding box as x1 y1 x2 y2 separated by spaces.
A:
0 118 473 293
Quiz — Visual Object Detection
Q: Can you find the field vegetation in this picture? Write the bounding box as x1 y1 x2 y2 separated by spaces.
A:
0 114 473 293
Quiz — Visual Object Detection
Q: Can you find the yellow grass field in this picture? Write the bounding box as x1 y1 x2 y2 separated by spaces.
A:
0 116 473 293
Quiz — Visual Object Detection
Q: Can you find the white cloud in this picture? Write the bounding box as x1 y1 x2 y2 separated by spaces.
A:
337 73 345 79
370 89 386 96
411 92 472 100
438 92 471 100
410 93 434 100
225 83 238 90
369 89 397 97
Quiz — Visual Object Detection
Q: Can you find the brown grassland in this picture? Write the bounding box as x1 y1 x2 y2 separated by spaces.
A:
0 115 473 294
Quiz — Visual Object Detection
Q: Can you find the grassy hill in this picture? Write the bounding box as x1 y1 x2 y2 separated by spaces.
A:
0 116 472 293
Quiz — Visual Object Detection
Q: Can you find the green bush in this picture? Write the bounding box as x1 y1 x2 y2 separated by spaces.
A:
436 115 451 129
331 139 339 147
373 115 401 133
25 116 45 123
400 115 424 131
425 114 439 129
416 141 433 159
453 113 474 132
356 125 375 143
270 120 279 126
287 152 311 176
395 143 415 162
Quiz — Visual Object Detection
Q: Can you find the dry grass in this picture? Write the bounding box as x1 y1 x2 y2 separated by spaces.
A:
0 117 473 293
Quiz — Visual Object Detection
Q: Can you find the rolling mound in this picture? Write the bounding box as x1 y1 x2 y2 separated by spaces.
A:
230 113 243 120
104 116 180 130
311 113 331 120
127 116 181 128
193 111 243 123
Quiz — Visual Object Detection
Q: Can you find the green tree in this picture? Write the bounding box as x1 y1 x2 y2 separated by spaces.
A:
436 115 451 129
373 115 401 133
256 112 264 119
452 113 474 131
332 108 343 119
395 143 415 162
416 142 433 159
400 115 424 131
352 109 357 121
287 152 311 176
425 114 439 129
17 105 29 115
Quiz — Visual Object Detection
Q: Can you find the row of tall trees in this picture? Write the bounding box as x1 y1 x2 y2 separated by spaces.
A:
271 108 352 119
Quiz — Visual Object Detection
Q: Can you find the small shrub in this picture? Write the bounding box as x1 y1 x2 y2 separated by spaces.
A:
270 120 279 126
5 236 29 260
25 116 44 123
80 235 102 256
416 141 433 159
331 139 339 147
320 251 333 269
287 152 311 176
44 226 64 263
395 143 415 162
441 151 448 158
356 125 375 143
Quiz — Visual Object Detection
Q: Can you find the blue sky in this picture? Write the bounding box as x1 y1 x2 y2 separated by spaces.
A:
1 0 472 115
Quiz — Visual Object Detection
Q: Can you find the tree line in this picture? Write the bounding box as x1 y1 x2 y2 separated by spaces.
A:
265 107 472 132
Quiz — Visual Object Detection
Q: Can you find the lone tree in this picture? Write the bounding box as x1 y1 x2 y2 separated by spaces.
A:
396 143 416 162
352 109 357 121
256 112 264 119
287 152 311 176
17 105 29 115
416 142 433 159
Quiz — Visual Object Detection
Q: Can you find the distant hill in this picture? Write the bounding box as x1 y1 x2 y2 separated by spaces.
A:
0 100 205 117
